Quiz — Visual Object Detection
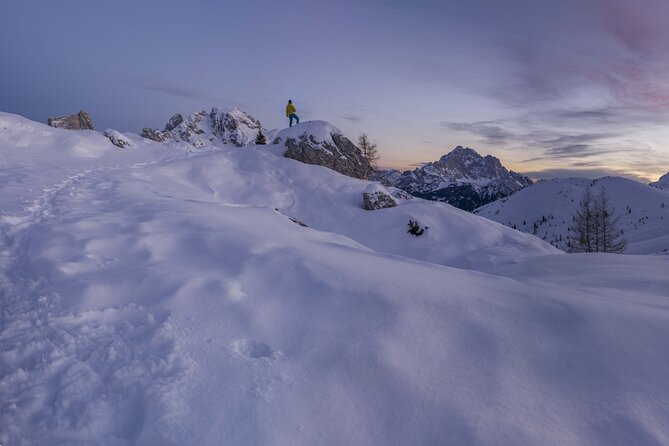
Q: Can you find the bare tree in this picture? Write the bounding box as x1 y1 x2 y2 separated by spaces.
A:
570 187 595 252
358 133 379 179
595 188 626 253
570 186 626 253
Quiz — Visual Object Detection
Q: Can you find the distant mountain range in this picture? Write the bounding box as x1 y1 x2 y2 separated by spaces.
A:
475 176 669 254
374 146 532 211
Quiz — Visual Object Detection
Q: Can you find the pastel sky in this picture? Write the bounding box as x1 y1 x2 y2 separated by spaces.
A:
2 0 668 182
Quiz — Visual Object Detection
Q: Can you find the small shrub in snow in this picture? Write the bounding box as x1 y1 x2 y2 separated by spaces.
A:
255 129 267 145
407 219 427 236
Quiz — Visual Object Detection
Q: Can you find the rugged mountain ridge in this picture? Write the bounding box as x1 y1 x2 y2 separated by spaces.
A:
376 146 532 211
142 107 262 147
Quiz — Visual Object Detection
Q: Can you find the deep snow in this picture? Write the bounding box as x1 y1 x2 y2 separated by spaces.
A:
1 112 668 445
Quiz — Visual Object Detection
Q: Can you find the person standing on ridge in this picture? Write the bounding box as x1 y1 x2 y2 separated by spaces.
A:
286 100 299 127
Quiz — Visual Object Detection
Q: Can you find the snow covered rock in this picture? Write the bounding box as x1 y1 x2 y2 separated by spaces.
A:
362 183 397 210
273 121 371 179
141 107 263 147
375 146 532 211
47 110 95 130
651 172 669 190
103 129 132 148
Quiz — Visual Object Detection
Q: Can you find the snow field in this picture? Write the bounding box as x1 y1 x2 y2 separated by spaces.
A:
1 112 668 445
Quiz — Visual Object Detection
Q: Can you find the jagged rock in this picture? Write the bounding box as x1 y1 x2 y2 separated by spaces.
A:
375 146 532 211
273 121 371 180
104 129 132 148
362 183 397 210
142 128 167 142
141 107 263 148
47 111 95 130
164 113 184 132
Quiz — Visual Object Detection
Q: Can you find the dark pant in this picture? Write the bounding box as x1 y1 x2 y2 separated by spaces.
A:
289 114 299 127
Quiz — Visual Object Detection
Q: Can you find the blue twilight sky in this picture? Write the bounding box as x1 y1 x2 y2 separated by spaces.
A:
2 0 669 181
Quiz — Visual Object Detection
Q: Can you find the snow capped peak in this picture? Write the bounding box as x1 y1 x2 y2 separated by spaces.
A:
142 106 263 148
375 146 532 210
441 145 480 160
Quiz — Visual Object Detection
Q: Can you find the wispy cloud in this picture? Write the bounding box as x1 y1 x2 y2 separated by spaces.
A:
441 120 516 144
120 74 233 105
522 168 649 183
341 114 362 122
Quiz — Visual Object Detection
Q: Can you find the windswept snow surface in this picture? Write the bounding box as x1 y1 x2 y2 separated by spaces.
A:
1 112 669 445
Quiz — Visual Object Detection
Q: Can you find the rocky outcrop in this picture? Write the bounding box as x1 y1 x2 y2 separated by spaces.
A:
141 128 167 142
273 121 371 180
141 107 262 147
362 183 397 210
104 129 131 148
375 146 532 211
47 111 95 130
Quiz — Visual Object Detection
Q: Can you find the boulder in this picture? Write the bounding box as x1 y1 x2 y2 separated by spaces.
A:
362 183 397 210
273 121 371 180
104 129 132 148
47 111 95 130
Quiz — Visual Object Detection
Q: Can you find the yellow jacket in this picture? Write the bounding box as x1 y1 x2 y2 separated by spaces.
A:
286 103 296 116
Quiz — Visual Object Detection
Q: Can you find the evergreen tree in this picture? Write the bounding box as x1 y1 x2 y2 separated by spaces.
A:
357 133 379 179
255 129 267 145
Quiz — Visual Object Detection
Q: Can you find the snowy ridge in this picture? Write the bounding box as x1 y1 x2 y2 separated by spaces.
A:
651 172 669 190
1 112 669 445
475 176 669 254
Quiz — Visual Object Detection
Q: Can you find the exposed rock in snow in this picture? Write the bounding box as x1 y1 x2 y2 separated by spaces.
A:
141 127 167 142
141 107 263 147
103 129 132 148
164 113 184 132
47 110 95 130
375 146 532 211
273 121 371 179
651 172 669 190
362 183 397 210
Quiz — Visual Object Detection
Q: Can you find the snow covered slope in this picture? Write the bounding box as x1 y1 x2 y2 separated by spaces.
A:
651 171 669 190
2 112 669 445
475 177 669 254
